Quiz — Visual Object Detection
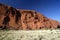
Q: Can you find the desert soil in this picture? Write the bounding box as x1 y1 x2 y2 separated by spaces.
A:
0 30 60 40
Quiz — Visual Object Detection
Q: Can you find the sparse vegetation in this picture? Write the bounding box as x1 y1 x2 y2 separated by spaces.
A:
0 30 60 40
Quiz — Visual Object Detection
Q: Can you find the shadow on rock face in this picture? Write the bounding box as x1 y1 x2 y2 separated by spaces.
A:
0 25 7 30
3 16 10 25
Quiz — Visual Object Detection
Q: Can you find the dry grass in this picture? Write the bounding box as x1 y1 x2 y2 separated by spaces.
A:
0 30 60 40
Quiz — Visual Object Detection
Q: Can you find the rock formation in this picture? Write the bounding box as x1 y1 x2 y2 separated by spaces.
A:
0 3 60 30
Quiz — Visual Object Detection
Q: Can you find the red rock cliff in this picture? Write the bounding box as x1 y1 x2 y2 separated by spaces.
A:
0 3 60 30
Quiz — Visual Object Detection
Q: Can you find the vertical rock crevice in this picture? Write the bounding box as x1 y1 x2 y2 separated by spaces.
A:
3 16 10 26
15 11 21 24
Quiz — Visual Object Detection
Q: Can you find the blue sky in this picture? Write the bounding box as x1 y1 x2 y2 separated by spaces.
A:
0 0 60 21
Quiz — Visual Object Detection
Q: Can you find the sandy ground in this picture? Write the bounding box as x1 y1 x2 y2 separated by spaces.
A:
0 30 60 40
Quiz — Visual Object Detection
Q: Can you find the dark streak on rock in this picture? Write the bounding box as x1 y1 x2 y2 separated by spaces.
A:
3 16 10 25
49 26 51 28
27 26 32 30
0 26 3 29
39 27 42 29
5 10 10 16
15 11 21 24
0 25 7 30
29 11 34 17
34 21 37 24
2 26 7 29
35 16 38 19
57 25 60 28
10 7 15 17
25 14 27 20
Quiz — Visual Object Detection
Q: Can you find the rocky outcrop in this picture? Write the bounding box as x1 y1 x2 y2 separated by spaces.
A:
0 3 60 30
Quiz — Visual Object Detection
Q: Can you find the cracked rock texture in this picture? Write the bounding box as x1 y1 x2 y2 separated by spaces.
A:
0 3 60 30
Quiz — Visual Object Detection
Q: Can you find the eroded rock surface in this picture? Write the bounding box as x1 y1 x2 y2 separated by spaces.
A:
0 3 60 30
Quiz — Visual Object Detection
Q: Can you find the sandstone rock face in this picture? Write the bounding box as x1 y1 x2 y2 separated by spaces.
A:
0 3 60 30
